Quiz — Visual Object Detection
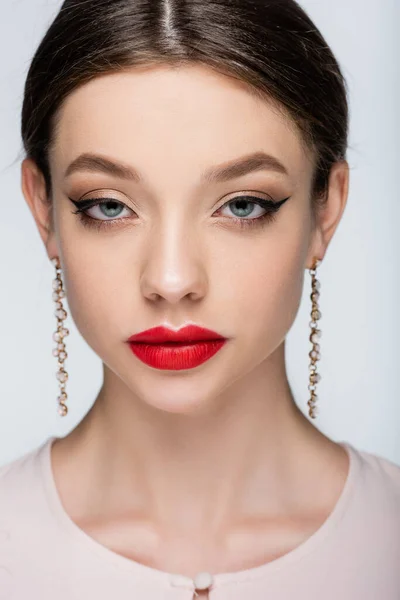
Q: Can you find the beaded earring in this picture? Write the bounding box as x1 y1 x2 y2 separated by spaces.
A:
308 258 322 419
51 257 69 417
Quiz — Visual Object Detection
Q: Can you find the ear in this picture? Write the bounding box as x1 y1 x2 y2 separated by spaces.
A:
307 160 350 267
21 158 59 261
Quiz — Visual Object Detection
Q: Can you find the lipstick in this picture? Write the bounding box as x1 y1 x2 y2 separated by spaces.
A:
127 324 227 370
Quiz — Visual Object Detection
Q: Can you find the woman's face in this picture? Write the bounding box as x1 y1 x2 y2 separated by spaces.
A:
22 64 347 414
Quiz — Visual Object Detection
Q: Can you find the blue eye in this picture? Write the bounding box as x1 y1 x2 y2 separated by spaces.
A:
216 195 287 229
68 194 290 231
71 198 131 220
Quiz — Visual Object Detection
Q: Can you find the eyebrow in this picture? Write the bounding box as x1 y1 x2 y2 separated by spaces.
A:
64 150 289 182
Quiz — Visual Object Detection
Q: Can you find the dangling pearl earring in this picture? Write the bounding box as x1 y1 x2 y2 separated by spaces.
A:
51 257 69 417
308 258 322 419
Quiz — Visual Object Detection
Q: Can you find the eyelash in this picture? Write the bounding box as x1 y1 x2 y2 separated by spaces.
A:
69 194 290 232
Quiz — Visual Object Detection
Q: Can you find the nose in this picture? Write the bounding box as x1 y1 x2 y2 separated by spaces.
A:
139 224 208 305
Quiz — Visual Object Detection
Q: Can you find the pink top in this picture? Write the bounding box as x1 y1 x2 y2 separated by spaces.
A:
0 436 399 599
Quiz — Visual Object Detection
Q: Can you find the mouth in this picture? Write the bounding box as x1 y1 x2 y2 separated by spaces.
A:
127 324 227 344
127 324 228 370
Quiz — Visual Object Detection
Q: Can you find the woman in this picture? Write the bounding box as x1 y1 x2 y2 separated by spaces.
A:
1 0 399 598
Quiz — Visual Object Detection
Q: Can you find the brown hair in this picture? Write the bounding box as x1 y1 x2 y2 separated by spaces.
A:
21 0 349 211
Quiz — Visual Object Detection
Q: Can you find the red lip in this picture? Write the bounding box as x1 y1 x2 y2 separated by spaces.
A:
127 324 226 344
127 325 228 370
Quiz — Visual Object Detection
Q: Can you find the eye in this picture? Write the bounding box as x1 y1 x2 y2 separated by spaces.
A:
214 194 290 229
217 196 269 219
70 198 133 221
68 197 137 231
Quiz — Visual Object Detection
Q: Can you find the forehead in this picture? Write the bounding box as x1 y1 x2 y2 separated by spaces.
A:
51 64 313 186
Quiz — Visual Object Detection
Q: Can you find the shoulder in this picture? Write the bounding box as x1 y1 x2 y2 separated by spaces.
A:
0 439 68 594
0 438 51 515
0 439 45 481
348 442 400 524
353 443 400 493
0 438 57 573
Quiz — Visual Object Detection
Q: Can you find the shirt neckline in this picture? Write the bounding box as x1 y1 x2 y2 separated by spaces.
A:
39 435 358 588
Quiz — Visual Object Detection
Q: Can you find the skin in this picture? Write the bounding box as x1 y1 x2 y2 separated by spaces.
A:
21 64 349 584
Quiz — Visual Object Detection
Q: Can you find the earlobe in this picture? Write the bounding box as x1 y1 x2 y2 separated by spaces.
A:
21 158 55 253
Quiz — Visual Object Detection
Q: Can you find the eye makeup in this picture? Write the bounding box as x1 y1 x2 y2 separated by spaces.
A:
68 193 291 232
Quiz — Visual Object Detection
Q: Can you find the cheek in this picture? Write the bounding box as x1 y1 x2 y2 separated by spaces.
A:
227 224 309 362
55 207 135 350
252 252 304 334
58 244 130 357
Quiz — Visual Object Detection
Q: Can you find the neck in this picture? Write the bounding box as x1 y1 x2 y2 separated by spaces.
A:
61 342 331 537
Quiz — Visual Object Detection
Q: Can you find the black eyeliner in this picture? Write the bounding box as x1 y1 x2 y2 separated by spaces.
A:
269 195 291 209
68 196 119 213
